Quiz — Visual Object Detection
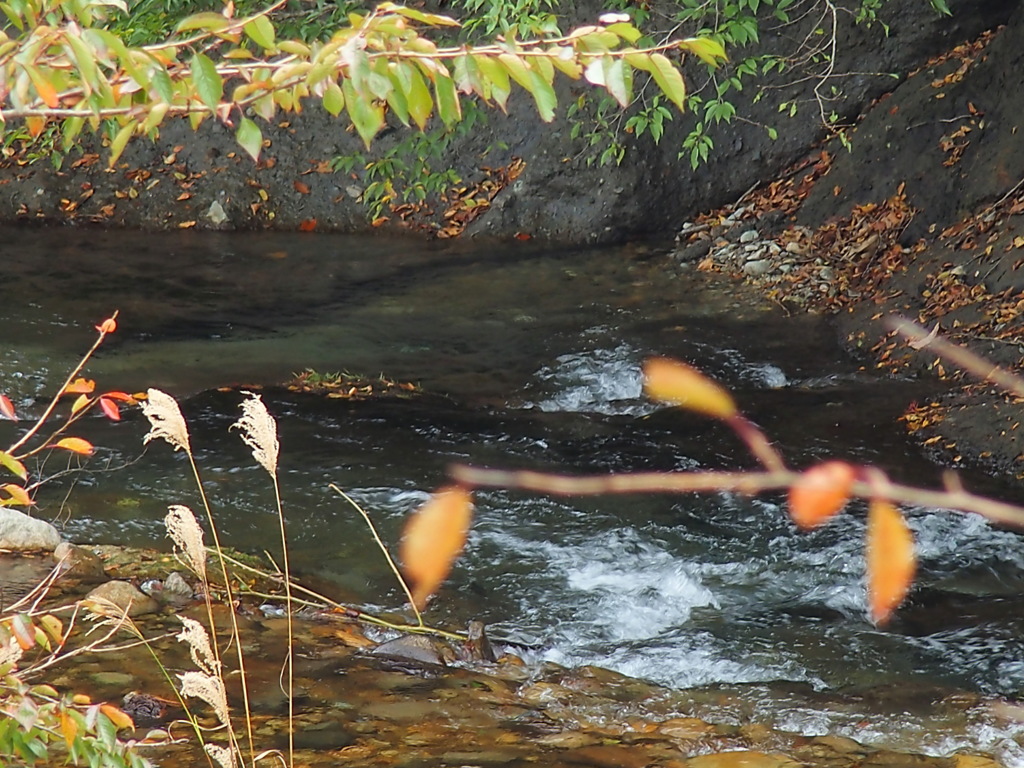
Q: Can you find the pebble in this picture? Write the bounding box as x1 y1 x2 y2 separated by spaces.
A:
819 266 835 282
739 229 759 243
785 241 805 255
743 259 774 277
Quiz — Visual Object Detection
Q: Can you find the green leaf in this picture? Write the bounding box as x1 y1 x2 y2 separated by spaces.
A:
604 22 641 44
149 64 173 103
434 72 461 127
342 78 385 147
236 116 262 161
62 115 85 151
682 36 727 67
63 34 99 94
244 15 276 50
473 54 510 109
176 11 230 33
646 53 687 112
141 102 169 133
497 53 532 91
376 2 460 27
322 80 344 116
107 120 136 168
405 64 433 130
602 56 630 108
190 52 223 111
527 68 556 122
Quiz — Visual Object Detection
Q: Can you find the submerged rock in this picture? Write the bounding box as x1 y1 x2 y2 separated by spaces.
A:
53 542 107 582
0 508 61 551
370 634 455 666
84 580 161 617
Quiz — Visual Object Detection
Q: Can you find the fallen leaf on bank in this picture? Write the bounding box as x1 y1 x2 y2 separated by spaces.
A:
293 180 311 195
298 219 317 232
866 500 915 625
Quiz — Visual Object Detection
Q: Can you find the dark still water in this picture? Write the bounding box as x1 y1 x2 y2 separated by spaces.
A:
3 226 1024 761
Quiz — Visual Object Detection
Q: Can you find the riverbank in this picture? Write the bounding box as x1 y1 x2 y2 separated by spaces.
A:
2 545 1012 768
672 13 1024 480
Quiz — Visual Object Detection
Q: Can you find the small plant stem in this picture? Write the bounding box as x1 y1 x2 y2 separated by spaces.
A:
271 472 294 768
729 415 786 471
8 311 117 456
450 465 1024 528
329 483 424 627
187 452 255 764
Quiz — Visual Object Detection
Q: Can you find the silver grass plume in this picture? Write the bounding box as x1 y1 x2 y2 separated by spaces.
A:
141 389 191 453
231 392 279 476
178 670 230 727
165 505 207 580
0 635 23 668
176 615 219 676
204 744 237 768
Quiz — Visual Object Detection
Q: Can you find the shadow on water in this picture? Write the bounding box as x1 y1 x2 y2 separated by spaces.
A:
4 226 1024 760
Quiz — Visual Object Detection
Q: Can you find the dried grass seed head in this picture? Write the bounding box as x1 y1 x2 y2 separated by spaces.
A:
142 389 191 453
176 615 219 675
165 505 207 580
231 391 279 476
178 670 230 727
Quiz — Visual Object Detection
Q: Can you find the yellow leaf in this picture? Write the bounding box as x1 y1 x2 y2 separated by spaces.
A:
1 484 34 506
643 357 737 419
788 461 856 529
866 500 916 625
100 704 135 731
70 394 90 415
61 711 79 748
400 486 474 610
54 437 95 456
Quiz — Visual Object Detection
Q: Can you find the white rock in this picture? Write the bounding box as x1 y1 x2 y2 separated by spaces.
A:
206 200 228 224
785 241 804 255
739 229 759 244
0 508 60 551
743 259 773 277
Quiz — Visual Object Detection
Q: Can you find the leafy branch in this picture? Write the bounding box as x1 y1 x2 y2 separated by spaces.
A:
0 0 726 164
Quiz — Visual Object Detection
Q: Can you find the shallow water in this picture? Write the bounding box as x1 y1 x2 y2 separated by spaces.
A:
3 226 1024 761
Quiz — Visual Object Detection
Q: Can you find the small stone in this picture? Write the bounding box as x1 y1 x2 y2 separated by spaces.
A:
85 580 161 617
536 732 603 749
0 509 61 552
689 751 800 768
743 259 773 277
739 229 759 244
563 745 650 768
206 200 227 224
744 244 763 253
768 242 782 256
785 241 804 255
778 264 793 274
53 542 106 582
371 634 453 666
819 266 835 282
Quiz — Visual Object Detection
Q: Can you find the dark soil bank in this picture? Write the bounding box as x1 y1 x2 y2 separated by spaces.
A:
4 0 1024 475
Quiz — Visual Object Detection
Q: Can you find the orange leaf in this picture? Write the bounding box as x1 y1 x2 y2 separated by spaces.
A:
60 711 79 748
64 378 96 395
643 358 737 419
98 397 121 421
0 394 16 421
101 391 136 404
100 704 135 731
95 316 118 334
293 180 311 194
54 437 95 456
788 461 856 529
298 218 317 232
1 484 34 506
866 500 916 625
400 486 474 610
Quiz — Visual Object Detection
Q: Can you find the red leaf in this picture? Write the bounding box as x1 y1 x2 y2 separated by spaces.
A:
98 397 121 421
10 614 36 650
298 218 317 232
788 461 856 530
866 500 916 625
0 394 16 421
293 180 311 195
54 437 95 455
64 378 96 395
400 486 474 610
101 391 136 404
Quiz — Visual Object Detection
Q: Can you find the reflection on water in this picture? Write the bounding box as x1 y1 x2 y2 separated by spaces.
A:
4 226 1024 760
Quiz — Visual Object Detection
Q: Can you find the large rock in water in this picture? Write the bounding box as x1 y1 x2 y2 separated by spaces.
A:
0 0 1013 243
0 508 61 551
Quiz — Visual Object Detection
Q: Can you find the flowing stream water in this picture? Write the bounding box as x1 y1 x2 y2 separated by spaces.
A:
3 226 1024 761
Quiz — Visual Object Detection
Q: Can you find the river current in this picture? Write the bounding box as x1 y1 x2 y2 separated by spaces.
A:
3 227 1024 761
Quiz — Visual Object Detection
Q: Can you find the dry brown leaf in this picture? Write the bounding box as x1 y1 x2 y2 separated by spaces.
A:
400 486 474 610
866 500 916 625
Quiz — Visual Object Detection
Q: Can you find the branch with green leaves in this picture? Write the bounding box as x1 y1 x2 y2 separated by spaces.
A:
0 0 726 165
